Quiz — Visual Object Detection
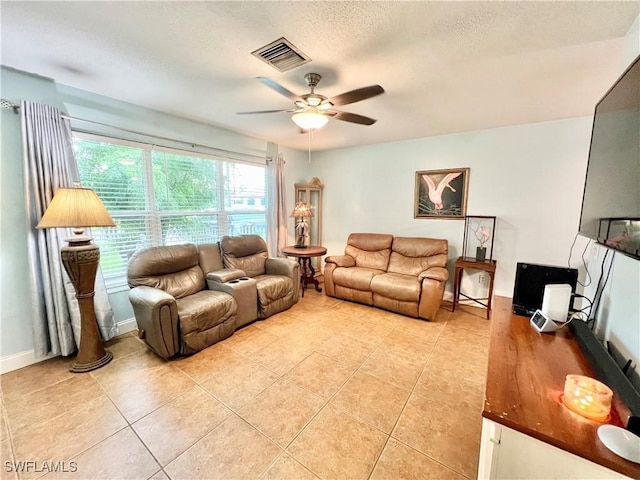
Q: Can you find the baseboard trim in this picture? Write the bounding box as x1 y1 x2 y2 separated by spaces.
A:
0 318 139 374
0 349 55 375
117 317 138 335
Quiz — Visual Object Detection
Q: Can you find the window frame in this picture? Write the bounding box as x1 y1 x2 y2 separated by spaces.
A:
72 131 267 292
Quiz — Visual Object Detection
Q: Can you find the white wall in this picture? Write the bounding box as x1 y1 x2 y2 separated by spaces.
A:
586 248 640 365
310 118 593 299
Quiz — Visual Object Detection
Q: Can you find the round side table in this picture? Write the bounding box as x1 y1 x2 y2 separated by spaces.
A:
281 245 327 297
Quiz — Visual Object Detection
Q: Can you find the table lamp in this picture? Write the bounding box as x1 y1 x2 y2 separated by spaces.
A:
36 187 116 373
290 202 313 248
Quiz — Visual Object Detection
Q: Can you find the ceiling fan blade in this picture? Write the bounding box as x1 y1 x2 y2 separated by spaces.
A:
328 110 377 126
329 85 384 107
257 77 300 101
237 109 294 115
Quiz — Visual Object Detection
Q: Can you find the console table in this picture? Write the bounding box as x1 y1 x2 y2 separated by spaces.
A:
281 245 327 297
452 256 496 319
479 297 639 479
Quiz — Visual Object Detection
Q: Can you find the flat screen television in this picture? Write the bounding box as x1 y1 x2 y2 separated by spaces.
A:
578 54 640 260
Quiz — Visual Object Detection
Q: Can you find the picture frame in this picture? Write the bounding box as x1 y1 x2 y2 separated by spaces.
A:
414 168 469 219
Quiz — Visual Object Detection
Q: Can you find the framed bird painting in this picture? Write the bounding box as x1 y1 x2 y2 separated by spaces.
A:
414 168 469 219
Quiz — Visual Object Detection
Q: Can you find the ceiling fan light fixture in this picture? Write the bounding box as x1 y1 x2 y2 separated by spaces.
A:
306 96 322 107
292 110 328 130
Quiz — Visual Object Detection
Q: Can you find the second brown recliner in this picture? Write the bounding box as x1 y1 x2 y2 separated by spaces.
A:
219 235 300 319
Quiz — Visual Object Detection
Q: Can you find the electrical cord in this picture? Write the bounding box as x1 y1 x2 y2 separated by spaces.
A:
571 293 593 317
578 238 592 287
568 232 592 287
567 310 589 324
590 250 616 332
553 310 588 331
589 249 610 330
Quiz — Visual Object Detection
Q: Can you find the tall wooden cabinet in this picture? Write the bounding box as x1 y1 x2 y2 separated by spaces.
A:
294 177 323 270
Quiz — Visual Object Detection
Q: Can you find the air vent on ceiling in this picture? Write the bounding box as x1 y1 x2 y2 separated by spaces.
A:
251 37 311 72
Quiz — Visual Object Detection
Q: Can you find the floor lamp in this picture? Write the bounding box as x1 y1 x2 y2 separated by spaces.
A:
36 187 116 373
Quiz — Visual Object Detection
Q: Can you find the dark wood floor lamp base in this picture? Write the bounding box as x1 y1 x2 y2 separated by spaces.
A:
61 242 113 373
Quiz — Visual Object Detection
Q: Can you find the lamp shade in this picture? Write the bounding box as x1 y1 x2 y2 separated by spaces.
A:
290 202 313 218
292 110 329 130
36 188 115 229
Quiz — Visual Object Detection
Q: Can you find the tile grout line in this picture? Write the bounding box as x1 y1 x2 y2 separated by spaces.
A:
281 318 401 479
365 317 447 480
4 294 488 480
379 309 486 479
213 318 382 473
127 384 233 474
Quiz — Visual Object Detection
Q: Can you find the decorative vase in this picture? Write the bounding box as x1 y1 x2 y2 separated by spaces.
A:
476 246 486 262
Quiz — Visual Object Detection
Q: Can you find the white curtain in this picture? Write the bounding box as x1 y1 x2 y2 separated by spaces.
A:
22 100 118 358
266 154 288 257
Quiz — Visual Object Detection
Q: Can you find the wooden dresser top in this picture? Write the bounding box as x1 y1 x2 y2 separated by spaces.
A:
483 296 640 478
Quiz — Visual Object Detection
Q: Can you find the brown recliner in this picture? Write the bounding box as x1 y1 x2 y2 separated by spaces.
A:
127 244 237 358
325 233 393 306
325 233 449 320
220 235 299 319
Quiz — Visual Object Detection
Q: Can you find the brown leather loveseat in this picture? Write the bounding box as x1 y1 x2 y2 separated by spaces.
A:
324 233 449 320
127 236 298 359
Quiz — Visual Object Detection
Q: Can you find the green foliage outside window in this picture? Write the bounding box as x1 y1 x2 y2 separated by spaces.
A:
74 135 266 289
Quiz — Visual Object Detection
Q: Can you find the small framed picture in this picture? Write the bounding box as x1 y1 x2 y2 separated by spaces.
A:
414 168 469 219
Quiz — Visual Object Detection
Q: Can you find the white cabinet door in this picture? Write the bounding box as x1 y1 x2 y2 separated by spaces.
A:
478 419 628 480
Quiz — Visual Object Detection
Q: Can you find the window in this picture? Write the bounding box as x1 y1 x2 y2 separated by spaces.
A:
74 133 266 291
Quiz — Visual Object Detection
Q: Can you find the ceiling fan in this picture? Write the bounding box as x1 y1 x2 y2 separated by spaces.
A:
238 73 384 129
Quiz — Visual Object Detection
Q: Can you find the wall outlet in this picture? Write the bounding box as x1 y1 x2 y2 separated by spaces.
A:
479 273 488 285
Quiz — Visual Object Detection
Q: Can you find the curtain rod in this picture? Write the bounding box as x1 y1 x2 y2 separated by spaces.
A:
1 98 267 161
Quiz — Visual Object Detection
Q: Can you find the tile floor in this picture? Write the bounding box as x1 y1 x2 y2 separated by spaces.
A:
1 288 490 480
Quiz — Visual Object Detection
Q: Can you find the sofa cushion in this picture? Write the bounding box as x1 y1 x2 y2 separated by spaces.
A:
254 274 294 319
127 244 205 299
176 290 237 355
176 290 236 335
220 235 268 277
370 272 421 302
335 286 374 305
255 274 293 304
344 233 393 270
387 237 448 276
332 266 385 291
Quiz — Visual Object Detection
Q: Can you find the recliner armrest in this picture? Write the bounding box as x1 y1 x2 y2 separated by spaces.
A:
419 266 449 282
266 257 298 277
128 286 179 359
325 255 356 268
129 285 176 308
206 268 246 283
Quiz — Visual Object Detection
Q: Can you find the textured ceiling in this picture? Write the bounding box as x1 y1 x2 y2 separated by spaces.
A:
2 1 639 151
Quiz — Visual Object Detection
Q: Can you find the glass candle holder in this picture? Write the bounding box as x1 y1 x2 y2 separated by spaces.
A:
562 374 613 421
